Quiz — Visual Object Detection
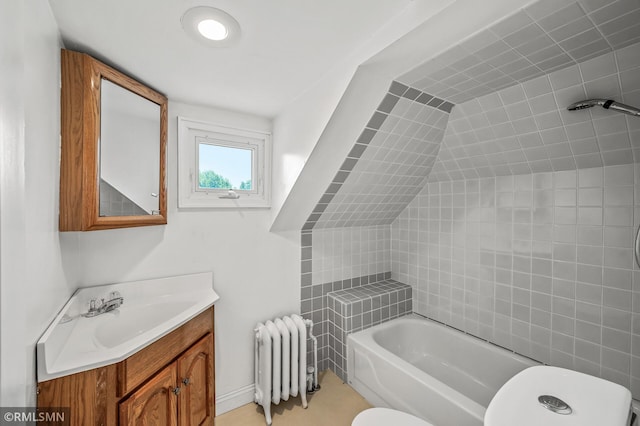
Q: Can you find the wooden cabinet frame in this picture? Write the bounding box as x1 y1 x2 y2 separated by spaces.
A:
59 49 168 231
38 307 214 426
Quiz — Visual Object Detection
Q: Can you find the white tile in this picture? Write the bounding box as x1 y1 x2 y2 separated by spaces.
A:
549 17 596 43
477 92 504 110
577 245 604 266
575 153 604 168
604 226 633 249
500 84 528 105
604 206 634 226
460 30 501 54
605 164 635 185
578 207 603 225
584 74 623 100
536 111 564 130
622 88 640 107
570 137 600 155
565 121 596 141
579 188 604 205
620 68 640 94
492 10 536 38
541 127 570 145
549 64 583 90
598 133 631 152
561 28 603 53
529 93 559 115
604 246 634 269
593 115 629 136
591 0 640 26
580 51 618 82
526 0 576 20
538 3 587 32
580 0 617 13
615 40 640 71
579 167 604 187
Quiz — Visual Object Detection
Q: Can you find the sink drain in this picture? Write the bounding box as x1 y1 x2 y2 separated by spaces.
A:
538 395 572 415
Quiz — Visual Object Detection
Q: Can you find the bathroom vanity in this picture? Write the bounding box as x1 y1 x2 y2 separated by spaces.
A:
36 273 218 425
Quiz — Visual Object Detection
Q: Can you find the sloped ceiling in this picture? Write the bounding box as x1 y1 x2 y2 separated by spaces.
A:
398 0 640 104
305 0 640 230
429 45 640 181
309 83 451 229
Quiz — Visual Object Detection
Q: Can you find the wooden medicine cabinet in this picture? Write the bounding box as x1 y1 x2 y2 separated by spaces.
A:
59 49 168 231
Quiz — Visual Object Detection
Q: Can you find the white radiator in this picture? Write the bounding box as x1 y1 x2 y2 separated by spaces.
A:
254 314 312 425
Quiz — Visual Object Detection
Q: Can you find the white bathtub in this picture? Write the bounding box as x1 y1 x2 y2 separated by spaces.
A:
347 315 537 426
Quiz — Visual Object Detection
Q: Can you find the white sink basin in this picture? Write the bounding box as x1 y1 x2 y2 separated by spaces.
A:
37 272 219 382
94 301 196 349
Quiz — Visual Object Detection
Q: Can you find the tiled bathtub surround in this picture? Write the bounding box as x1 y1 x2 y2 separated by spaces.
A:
399 0 640 104
298 0 640 391
304 82 451 230
310 226 391 286
327 279 412 380
392 164 640 397
301 226 391 371
428 41 640 181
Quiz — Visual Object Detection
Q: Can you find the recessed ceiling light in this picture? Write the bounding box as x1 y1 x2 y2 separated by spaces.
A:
182 6 240 47
197 19 228 41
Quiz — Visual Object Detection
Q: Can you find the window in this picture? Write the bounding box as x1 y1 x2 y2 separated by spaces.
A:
178 117 271 208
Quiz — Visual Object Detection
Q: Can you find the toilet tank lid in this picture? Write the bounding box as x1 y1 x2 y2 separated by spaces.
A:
485 366 632 426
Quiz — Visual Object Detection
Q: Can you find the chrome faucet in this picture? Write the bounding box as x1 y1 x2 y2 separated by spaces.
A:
82 291 124 317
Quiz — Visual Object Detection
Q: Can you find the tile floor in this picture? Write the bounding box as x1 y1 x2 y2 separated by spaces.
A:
216 370 371 426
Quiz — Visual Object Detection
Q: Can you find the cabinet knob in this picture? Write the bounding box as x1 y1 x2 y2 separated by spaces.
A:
182 377 191 386
172 387 181 396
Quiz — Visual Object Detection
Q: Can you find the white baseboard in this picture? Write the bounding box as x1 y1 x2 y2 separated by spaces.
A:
216 383 255 415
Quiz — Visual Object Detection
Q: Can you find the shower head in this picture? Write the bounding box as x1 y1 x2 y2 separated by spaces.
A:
567 99 640 117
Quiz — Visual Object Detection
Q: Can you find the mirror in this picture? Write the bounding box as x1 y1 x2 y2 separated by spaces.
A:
99 79 161 217
59 49 167 231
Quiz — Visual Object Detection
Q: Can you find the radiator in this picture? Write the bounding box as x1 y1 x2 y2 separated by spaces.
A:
254 314 312 425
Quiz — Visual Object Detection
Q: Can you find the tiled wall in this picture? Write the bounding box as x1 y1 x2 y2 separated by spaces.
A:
428 41 640 181
301 225 391 371
327 279 412 380
99 179 147 216
392 164 640 397
399 0 640 104
304 83 451 230
311 226 391 285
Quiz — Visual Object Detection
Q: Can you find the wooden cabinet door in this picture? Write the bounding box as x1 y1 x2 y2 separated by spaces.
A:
177 333 214 426
119 363 178 426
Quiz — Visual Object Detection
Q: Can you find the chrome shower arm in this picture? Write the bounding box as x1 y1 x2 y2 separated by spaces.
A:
608 101 640 117
567 99 640 117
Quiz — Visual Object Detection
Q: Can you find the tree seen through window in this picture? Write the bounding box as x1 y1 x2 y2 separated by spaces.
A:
198 142 252 191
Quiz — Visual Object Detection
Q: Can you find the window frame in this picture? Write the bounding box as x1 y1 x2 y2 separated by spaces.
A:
178 117 271 209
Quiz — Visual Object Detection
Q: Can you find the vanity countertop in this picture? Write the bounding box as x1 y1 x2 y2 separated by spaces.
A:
37 272 219 382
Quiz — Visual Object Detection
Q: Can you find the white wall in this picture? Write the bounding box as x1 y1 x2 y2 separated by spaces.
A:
1 5 300 410
0 0 76 406
69 101 300 412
